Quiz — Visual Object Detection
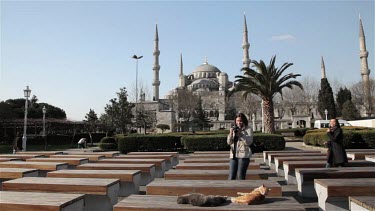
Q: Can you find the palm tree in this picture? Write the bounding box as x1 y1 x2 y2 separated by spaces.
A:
232 55 303 133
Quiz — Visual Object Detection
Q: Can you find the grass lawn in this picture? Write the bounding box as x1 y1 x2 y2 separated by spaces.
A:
0 144 74 154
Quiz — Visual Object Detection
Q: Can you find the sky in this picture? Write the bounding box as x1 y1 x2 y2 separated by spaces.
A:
1 0 374 121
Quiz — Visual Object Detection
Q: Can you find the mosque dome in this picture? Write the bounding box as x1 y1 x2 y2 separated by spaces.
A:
192 63 221 74
191 58 221 79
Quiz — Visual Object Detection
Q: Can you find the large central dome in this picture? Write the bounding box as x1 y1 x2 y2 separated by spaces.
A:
192 63 221 73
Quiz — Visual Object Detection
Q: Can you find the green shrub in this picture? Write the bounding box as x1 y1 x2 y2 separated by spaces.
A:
99 136 118 151
181 134 285 152
117 135 182 153
303 129 375 149
276 128 309 137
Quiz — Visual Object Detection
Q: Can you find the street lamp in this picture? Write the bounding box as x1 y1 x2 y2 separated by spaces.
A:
261 101 264 133
324 109 328 120
132 55 143 122
42 106 46 137
252 113 256 131
22 86 31 151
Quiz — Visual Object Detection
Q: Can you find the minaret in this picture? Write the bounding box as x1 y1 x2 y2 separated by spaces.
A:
242 13 251 68
359 14 371 115
179 53 183 77
359 15 370 83
178 53 185 87
152 24 161 101
321 56 326 79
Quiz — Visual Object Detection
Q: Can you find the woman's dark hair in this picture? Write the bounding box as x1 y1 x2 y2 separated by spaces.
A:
331 118 340 128
234 112 248 127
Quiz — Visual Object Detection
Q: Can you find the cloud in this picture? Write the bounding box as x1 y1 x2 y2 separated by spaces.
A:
271 34 296 41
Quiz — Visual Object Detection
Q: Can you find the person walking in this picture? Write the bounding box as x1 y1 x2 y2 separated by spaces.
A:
326 118 348 167
227 113 254 180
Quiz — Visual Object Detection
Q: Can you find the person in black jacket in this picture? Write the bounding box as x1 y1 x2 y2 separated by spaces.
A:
326 119 348 167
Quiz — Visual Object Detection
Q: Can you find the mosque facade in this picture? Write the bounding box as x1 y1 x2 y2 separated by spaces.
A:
137 15 370 133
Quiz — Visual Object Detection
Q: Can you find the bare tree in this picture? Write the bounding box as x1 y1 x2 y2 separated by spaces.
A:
171 89 199 131
351 78 375 116
300 76 319 116
238 93 261 120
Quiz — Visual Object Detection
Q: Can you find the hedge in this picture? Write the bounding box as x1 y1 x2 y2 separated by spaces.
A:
117 135 182 153
303 129 375 149
181 134 285 152
275 128 309 137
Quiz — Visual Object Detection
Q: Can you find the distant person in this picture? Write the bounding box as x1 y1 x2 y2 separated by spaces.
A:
13 132 22 153
326 118 348 168
78 138 87 149
227 112 253 180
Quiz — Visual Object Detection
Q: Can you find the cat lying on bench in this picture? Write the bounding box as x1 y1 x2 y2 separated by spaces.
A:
231 184 270 205
177 193 228 207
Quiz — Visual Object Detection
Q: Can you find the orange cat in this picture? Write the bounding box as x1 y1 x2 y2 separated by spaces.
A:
231 184 270 205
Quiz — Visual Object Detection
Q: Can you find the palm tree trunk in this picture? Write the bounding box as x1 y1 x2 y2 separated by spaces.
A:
263 99 275 133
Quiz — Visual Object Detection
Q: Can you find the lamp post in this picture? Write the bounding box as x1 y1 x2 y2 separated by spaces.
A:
252 113 256 131
324 109 328 120
22 86 31 151
42 106 46 137
261 101 264 133
132 55 143 127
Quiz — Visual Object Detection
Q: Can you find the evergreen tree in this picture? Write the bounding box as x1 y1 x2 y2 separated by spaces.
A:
104 87 134 134
336 87 352 117
1 99 66 119
318 78 336 119
84 109 98 145
192 96 211 131
341 100 360 120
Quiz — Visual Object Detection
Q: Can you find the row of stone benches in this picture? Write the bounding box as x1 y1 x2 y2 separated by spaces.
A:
263 149 375 211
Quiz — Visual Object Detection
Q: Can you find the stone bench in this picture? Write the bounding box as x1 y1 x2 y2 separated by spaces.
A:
349 196 375 211
183 158 230 163
187 154 230 159
114 154 173 169
2 177 120 211
268 152 324 169
48 169 141 196
0 154 45 160
283 160 375 185
26 157 89 169
76 163 155 186
274 156 327 176
0 161 68 177
183 158 255 163
0 158 22 162
127 152 179 166
347 152 375 160
165 169 268 180
263 150 319 163
315 178 375 211
65 151 120 158
175 162 260 170
193 151 229 154
0 191 85 211
97 158 166 177
366 155 375 162
0 168 39 190
16 151 64 156
114 195 305 211
50 154 105 161
146 179 282 196
295 167 375 198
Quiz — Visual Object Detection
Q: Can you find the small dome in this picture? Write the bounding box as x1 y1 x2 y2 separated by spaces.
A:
191 78 218 86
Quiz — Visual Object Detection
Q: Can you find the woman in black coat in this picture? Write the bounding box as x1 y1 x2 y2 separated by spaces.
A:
326 119 348 167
